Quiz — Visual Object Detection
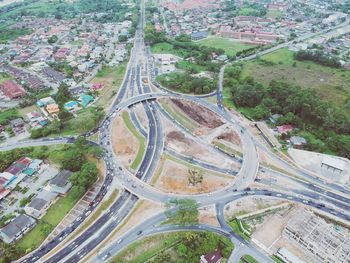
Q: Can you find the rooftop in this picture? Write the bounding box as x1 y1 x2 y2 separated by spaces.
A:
0 214 36 241
50 170 72 188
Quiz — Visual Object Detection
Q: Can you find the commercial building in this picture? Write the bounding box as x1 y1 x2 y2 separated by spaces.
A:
321 156 346 174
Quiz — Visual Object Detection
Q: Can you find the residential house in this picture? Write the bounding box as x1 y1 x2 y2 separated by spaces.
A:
10 118 26 134
64 101 79 112
37 96 55 107
41 66 66 84
24 190 57 219
46 103 60 115
200 250 222 263
0 214 36 243
91 83 104 91
45 170 72 194
290 136 307 149
78 94 94 108
277 125 294 135
0 172 17 188
26 111 48 129
0 80 26 99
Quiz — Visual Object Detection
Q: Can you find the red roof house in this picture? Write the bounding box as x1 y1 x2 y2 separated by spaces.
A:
91 83 104 91
0 80 26 99
17 157 32 166
200 250 222 263
277 124 294 135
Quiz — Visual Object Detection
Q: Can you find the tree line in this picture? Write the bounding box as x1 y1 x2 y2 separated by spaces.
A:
224 65 350 158
295 50 341 68
157 72 217 94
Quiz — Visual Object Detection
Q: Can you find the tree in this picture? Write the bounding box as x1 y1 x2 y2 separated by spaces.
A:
61 148 85 171
58 110 73 123
48 35 58 44
69 162 98 191
188 169 203 185
118 35 128 42
225 66 241 79
2 243 23 263
54 83 72 106
233 83 265 108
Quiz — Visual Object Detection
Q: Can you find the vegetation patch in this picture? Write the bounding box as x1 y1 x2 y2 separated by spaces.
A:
0 28 32 43
157 72 216 94
240 255 260 263
92 63 127 109
228 218 251 241
224 58 350 158
0 108 20 126
122 111 146 170
111 231 234 263
197 37 257 57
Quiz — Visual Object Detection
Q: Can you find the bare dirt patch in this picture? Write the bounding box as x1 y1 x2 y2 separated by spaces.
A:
199 205 220 226
111 115 139 168
171 99 224 128
224 197 284 220
154 158 232 194
216 131 241 146
165 130 240 170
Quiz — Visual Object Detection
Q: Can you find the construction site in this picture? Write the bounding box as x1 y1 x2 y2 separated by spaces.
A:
283 208 350 263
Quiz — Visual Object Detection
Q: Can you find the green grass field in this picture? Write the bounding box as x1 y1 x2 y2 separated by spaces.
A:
0 28 32 42
176 60 207 72
111 232 183 263
241 48 350 113
151 42 188 58
17 192 81 252
197 37 256 57
0 72 13 84
0 108 20 125
228 219 250 241
267 10 284 19
122 111 146 170
93 63 126 109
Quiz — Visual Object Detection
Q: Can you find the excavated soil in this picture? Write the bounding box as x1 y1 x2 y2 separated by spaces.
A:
171 99 224 128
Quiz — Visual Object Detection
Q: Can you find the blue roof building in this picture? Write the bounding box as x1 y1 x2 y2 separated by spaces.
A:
64 101 79 111
78 94 94 108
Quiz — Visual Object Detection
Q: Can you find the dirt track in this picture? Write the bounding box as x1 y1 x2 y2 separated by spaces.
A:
171 99 224 128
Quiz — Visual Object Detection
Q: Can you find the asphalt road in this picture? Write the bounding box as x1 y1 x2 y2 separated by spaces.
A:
14 2 350 263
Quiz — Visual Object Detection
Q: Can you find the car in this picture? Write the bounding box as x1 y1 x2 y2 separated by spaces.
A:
102 253 111 261
117 238 123 244
137 230 143 235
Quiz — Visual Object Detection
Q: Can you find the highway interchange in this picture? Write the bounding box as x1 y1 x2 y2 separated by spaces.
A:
4 1 349 263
